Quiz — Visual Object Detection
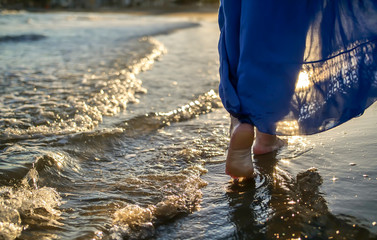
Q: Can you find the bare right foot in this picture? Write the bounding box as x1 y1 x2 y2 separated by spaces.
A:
252 129 286 155
225 123 255 178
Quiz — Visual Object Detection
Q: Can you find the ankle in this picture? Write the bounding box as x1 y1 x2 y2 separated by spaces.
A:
253 129 285 155
254 130 277 147
229 123 254 150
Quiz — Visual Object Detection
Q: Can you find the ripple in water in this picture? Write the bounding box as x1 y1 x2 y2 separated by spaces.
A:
1 37 165 140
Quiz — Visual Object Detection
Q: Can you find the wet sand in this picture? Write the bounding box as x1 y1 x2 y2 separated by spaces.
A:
306 102 377 231
155 103 377 239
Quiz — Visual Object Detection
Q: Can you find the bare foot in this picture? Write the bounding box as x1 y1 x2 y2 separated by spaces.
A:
225 123 255 178
252 129 286 155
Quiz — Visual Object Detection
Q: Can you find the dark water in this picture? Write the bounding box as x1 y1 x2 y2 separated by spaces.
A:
1 11 377 240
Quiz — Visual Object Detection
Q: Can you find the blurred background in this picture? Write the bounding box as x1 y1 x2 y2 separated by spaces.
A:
0 0 219 10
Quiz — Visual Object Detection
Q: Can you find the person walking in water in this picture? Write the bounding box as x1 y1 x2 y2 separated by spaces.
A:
218 0 377 178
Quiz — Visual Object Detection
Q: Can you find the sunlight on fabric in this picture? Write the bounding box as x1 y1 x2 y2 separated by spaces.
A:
295 71 312 91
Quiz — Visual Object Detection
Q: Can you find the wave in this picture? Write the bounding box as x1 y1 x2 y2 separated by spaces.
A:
0 17 220 239
0 143 77 186
0 169 63 240
0 34 47 43
121 89 222 136
63 89 222 145
0 20 203 142
0 37 166 140
109 165 208 240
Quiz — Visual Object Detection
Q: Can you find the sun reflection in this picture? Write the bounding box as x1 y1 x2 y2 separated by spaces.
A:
276 120 299 135
280 159 290 165
287 200 296 205
295 71 312 91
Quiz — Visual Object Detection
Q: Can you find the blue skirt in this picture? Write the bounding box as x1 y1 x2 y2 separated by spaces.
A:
218 0 377 135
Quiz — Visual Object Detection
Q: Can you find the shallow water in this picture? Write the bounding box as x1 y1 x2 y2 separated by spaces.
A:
1 11 377 240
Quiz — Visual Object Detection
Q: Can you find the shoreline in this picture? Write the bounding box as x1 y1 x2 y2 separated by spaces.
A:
1 5 219 21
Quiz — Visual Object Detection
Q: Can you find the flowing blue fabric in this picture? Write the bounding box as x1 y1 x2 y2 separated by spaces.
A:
218 0 377 135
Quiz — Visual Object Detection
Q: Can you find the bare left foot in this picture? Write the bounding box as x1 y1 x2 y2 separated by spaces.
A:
252 129 286 155
225 123 254 178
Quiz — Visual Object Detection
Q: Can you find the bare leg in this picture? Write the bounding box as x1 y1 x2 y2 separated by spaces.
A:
252 129 285 155
225 122 254 178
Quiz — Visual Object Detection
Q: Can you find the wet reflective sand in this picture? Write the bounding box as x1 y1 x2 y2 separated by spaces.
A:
155 105 377 240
